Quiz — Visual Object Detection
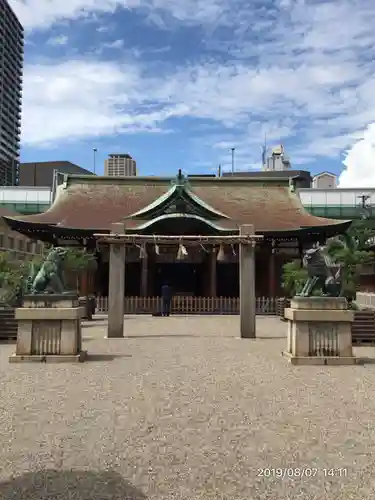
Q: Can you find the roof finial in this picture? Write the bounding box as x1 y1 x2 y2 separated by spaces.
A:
171 169 188 188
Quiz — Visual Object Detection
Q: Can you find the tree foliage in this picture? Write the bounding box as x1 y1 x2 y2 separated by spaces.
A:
63 247 97 272
326 221 374 299
0 252 43 305
0 246 97 305
281 221 375 300
282 259 308 298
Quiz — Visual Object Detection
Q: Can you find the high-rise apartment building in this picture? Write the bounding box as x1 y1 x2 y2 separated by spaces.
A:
104 153 137 177
0 0 23 186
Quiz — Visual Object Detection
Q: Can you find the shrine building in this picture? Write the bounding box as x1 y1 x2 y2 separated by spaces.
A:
2 170 351 298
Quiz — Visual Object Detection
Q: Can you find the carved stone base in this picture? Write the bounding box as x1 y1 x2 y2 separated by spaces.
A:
282 352 358 365
282 296 357 366
23 294 79 308
9 352 87 363
9 294 85 363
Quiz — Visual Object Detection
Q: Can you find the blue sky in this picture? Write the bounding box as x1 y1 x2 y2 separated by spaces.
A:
9 0 375 185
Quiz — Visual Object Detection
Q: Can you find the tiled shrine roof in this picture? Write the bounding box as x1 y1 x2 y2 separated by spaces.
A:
2 174 351 238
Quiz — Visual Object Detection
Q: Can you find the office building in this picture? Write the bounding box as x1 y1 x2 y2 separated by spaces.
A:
0 0 23 185
104 154 137 177
19 161 94 188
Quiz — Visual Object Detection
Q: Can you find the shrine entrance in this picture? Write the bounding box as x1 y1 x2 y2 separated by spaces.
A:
95 224 263 339
152 262 205 296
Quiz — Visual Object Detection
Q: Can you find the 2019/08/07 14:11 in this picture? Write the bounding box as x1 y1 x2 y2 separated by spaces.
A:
256 468 348 479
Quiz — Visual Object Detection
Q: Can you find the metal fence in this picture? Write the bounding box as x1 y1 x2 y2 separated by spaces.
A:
96 296 282 315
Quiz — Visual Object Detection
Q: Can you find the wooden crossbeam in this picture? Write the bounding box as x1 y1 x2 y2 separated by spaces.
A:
94 233 264 246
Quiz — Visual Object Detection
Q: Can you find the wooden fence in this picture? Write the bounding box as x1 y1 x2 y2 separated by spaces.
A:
351 311 375 345
0 308 17 341
96 296 282 315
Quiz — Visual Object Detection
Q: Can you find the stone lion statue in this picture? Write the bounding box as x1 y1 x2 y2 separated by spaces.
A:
298 244 342 297
28 247 69 295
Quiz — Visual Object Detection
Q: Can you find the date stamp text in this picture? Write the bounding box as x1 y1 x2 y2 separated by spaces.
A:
257 468 348 480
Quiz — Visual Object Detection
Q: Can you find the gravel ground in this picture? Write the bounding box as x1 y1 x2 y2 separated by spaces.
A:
1 315 375 500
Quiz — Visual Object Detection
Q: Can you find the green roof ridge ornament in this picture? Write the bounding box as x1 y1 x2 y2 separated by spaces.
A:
171 169 188 188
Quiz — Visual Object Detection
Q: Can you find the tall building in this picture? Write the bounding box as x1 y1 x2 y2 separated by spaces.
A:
104 153 137 177
0 0 24 186
262 145 292 171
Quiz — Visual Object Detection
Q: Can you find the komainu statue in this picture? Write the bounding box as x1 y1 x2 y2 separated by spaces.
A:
28 247 70 295
298 244 342 297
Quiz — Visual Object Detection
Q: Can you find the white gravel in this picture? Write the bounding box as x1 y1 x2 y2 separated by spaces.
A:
1 315 375 499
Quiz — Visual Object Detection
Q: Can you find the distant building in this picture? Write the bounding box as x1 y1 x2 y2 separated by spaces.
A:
222 170 312 189
262 145 292 172
0 0 24 186
104 154 137 177
312 172 337 189
18 161 94 188
0 186 52 214
0 207 44 261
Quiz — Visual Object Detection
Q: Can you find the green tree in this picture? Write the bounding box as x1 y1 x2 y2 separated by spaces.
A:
0 251 43 305
64 247 97 274
62 247 98 318
282 259 308 298
40 246 97 292
326 221 374 299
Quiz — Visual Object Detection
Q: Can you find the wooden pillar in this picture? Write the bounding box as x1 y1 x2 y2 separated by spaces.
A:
140 247 148 297
148 251 155 296
209 247 217 297
107 223 126 338
269 240 276 297
240 224 256 338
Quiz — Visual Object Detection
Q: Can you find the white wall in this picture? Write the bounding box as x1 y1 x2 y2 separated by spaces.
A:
0 187 52 204
299 188 375 206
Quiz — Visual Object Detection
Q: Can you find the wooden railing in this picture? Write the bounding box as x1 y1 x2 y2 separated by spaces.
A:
96 296 282 315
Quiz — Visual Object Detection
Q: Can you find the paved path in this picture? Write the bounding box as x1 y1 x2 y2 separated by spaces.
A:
1 315 375 499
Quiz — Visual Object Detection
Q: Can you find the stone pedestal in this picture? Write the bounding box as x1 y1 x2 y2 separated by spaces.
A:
9 294 86 363
282 296 357 365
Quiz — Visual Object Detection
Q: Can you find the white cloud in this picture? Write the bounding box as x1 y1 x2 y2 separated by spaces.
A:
339 125 375 187
13 0 375 177
94 39 125 54
47 35 69 45
9 0 226 31
104 39 124 49
22 59 187 145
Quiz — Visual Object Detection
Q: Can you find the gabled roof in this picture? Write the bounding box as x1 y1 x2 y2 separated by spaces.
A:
2 174 351 238
313 171 337 179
